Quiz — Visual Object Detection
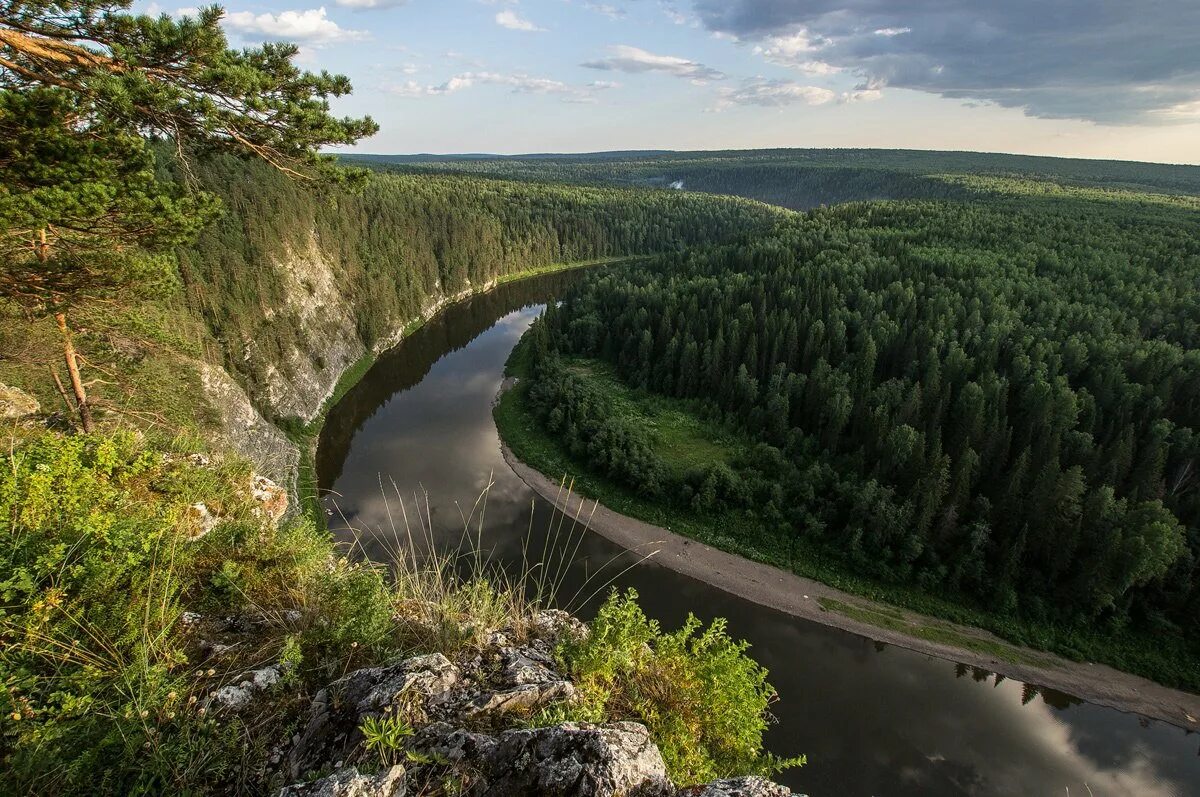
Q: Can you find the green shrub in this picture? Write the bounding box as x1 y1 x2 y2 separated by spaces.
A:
0 433 398 795
547 589 804 785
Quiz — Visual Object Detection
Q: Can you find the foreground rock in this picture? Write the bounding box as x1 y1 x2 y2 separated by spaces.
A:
277 610 797 797
278 766 405 797
482 721 672 796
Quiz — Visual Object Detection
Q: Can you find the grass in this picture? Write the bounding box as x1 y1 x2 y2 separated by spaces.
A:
0 429 797 794
496 347 1200 694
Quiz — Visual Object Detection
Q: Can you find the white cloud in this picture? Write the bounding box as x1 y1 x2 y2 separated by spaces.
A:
753 32 840 75
223 7 366 45
388 71 616 102
495 9 545 31
335 0 407 8
584 2 624 18
713 78 838 109
582 45 724 82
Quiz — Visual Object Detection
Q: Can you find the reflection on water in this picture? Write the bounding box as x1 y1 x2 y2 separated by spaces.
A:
318 273 1200 797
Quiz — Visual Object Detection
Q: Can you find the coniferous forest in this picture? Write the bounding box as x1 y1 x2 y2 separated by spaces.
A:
507 181 1200 686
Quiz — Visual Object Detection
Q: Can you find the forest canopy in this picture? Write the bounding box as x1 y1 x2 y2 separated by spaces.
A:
515 187 1200 645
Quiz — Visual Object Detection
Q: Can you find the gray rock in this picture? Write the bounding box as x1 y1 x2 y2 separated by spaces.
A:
484 721 672 797
411 721 498 766
530 609 588 646
678 777 795 797
288 654 459 779
210 664 285 711
467 679 576 717
499 646 558 685
277 766 405 797
0 384 38 419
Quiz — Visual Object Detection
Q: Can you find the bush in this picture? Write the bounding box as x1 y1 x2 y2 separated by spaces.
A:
547 589 804 785
0 433 396 795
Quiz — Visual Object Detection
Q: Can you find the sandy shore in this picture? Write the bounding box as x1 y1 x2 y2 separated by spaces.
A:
501 443 1200 732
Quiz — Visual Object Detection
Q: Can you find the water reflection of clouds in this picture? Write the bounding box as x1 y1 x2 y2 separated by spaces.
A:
321 286 1200 797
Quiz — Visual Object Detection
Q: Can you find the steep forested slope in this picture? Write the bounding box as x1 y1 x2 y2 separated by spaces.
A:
172 155 787 422
506 183 1200 686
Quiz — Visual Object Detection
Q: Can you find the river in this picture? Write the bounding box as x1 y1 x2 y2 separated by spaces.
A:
316 270 1200 797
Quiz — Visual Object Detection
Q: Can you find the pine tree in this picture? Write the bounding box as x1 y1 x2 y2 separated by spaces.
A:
0 1 377 430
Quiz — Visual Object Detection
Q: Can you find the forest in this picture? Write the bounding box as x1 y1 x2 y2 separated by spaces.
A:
509 183 1200 683
350 148 1200 209
172 154 787 402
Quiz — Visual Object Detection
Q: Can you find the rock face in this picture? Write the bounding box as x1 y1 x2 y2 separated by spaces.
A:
199 363 299 490
277 766 405 797
0 384 38 419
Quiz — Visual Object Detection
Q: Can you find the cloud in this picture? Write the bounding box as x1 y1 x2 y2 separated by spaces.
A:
223 7 366 45
582 45 724 82
713 77 837 109
495 9 545 31
584 2 624 19
388 71 616 103
334 0 407 9
692 0 1200 124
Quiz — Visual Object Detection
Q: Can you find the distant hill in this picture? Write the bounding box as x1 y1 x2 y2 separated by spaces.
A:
342 148 1200 206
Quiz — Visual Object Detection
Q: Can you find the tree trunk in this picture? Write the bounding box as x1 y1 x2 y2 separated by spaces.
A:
55 312 93 433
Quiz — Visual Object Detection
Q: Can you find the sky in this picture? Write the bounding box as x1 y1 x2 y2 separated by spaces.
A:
154 0 1200 163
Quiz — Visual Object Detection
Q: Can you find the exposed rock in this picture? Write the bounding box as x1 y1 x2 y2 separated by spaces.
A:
530 609 589 646
187 502 220 539
180 611 202 626
277 766 406 797
410 721 498 766
252 474 289 522
199 362 299 491
0 384 38 419
210 664 286 711
466 679 576 717
483 721 672 797
288 654 460 779
678 777 796 797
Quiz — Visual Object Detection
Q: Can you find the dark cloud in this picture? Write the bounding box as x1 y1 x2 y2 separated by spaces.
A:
691 0 1200 123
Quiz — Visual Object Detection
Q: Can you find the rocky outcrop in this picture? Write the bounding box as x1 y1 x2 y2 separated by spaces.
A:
679 778 794 797
278 766 405 797
482 721 672 796
276 610 798 797
254 233 365 424
0 383 38 419
199 363 299 489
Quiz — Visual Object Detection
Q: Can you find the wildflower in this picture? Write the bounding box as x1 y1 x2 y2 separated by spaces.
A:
167 691 177 701
10 712 20 721
188 695 197 705
206 668 215 677
139 709 150 719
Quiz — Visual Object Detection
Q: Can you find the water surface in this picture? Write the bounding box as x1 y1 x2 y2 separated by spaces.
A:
317 272 1200 797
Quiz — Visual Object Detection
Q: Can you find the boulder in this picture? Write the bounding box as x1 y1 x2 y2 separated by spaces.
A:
288 654 459 779
210 664 286 712
277 766 405 797
0 384 38 419
186 502 220 539
483 721 672 797
678 777 796 797
252 474 289 522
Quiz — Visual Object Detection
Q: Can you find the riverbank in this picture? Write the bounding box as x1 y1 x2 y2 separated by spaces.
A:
288 255 634 521
498 421 1200 733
